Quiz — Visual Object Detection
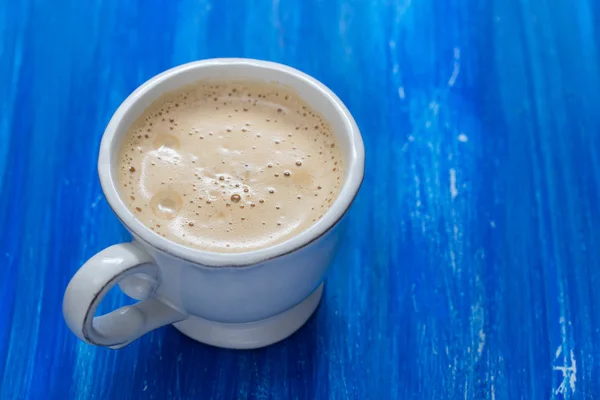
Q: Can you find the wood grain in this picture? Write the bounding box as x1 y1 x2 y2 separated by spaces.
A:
1 0 599 398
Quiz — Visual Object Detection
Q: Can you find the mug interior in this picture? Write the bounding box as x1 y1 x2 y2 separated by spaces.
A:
99 59 364 267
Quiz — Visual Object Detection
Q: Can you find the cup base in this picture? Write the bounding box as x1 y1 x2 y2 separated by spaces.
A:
172 283 324 349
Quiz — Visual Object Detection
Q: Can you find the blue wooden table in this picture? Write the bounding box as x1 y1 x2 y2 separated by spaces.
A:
1 0 599 398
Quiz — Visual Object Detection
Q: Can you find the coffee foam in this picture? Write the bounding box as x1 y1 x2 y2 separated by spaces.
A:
118 80 343 253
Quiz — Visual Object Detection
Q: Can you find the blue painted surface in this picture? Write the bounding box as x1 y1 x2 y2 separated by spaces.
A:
1 0 599 398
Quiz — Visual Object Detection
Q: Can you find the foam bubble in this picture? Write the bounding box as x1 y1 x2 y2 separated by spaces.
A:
150 191 183 220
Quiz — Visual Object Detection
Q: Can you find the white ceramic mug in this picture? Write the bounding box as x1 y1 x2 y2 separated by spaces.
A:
62 59 364 349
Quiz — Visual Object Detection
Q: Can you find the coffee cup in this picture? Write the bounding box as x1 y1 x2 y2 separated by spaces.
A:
62 58 364 349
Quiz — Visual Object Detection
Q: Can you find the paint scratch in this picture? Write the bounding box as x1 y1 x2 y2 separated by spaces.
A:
449 168 458 199
398 86 405 99
90 194 103 209
477 329 486 356
448 47 461 87
553 346 577 395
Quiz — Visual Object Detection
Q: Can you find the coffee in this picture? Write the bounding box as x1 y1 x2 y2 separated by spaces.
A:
117 80 343 253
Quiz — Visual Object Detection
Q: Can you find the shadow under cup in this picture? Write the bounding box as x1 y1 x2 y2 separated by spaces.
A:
74 59 364 349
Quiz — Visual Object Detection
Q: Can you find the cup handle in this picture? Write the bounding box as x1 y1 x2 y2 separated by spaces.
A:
63 242 187 349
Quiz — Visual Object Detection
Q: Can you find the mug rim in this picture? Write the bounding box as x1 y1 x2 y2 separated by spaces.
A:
98 58 364 267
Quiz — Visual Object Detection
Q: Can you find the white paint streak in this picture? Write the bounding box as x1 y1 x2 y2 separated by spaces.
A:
90 194 103 209
553 346 577 395
398 86 405 99
449 168 458 199
458 133 468 142
553 315 576 395
413 173 421 219
490 220 496 228
423 101 440 129
477 329 486 355
448 47 461 87
395 0 413 22
401 135 414 152
470 300 485 362
429 100 439 115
